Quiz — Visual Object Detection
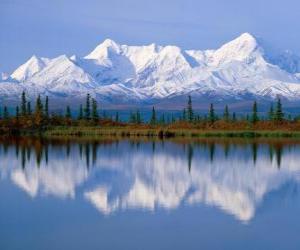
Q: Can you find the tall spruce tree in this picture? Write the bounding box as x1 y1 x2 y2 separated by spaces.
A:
3 106 9 120
92 98 99 121
115 112 119 123
182 108 187 121
268 103 274 121
208 103 216 124
45 96 49 119
34 95 44 126
232 112 236 122
251 101 259 124
187 95 194 122
150 106 156 125
27 102 32 116
21 91 27 116
65 106 71 119
274 98 284 122
223 105 230 122
78 104 83 120
136 110 141 124
16 106 20 120
84 94 91 120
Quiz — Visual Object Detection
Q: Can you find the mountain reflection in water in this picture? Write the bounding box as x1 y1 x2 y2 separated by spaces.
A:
0 137 299 222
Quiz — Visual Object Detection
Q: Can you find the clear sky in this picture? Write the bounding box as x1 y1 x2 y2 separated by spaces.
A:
1 0 300 73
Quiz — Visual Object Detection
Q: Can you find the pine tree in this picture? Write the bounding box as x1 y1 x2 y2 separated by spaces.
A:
34 95 44 126
35 95 43 114
160 114 165 125
115 112 119 123
45 96 49 119
182 108 187 121
84 94 91 120
251 101 259 124
92 98 98 121
27 102 32 116
78 104 83 120
223 105 230 122
16 106 20 120
21 91 27 116
187 95 194 122
129 112 136 123
65 106 71 119
274 98 284 122
3 106 9 120
136 110 141 124
232 112 236 122
268 103 274 121
208 103 216 124
150 106 156 125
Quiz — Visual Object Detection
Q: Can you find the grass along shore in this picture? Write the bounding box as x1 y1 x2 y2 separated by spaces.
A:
42 125 300 138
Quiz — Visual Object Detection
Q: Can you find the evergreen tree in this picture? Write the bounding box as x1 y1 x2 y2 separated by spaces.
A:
3 106 9 120
223 105 230 122
27 102 32 116
16 106 20 120
92 98 98 121
136 110 141 124
232 112 236 122
150 106 156 125
45 96 49 118
160 114 166 125
34 95 44 126
268 103 274 121
208 103 216 124
129 111 136 123
35 95 43 114
182 108 187 121
84 94 91 120
21 91 27 116
187 95 194 122
274 98 284 122
65 106 71 119
115 112 119 123
78 104 83 120
251 101 259 124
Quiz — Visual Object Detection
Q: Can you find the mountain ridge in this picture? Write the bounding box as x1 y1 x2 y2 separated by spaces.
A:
2 33 300 109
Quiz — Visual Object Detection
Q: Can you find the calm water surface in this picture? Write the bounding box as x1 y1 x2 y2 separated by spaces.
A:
1 137 300 250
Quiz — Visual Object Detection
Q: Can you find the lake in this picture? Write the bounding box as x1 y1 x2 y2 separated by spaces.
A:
1 137 300 250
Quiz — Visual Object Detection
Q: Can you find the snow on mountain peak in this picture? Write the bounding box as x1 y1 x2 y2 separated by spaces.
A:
11 55 48 81
3 33 300 106
212 33 262 66
85 38 121 60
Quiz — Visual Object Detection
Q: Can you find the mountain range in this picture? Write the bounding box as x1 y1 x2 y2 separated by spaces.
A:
2 33 300 109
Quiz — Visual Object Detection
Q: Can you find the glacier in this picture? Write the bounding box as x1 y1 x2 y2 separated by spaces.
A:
2 32 300 108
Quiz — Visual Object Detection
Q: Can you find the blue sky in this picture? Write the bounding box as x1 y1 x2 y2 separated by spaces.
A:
1 0 300 72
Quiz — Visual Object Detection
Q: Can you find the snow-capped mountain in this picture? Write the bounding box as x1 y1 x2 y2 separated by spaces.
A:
3 33 300 108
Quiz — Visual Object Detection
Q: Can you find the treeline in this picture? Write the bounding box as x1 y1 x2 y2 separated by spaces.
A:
0 92 295 133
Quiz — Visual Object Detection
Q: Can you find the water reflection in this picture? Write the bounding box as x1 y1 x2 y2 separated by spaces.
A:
0 137 300 222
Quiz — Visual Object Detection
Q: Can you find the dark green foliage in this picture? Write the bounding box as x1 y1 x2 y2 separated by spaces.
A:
232 112 236 122
187 95 194 122
136 110 142 124
150 106 156 125
115 112 119 123
208 103 216 123
3 106 9 119
35 95 43 115
182 108 187 121
92 98 99 121
21 91 27 116
16 106 20 119
223 105 230 122
45 96 49 118
274 98 284 122
159 114 166 125
78 104 83 120
268 104 274 121
65 106 71 119
251 101 259 124
27 102 32 115
84 94 91 120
